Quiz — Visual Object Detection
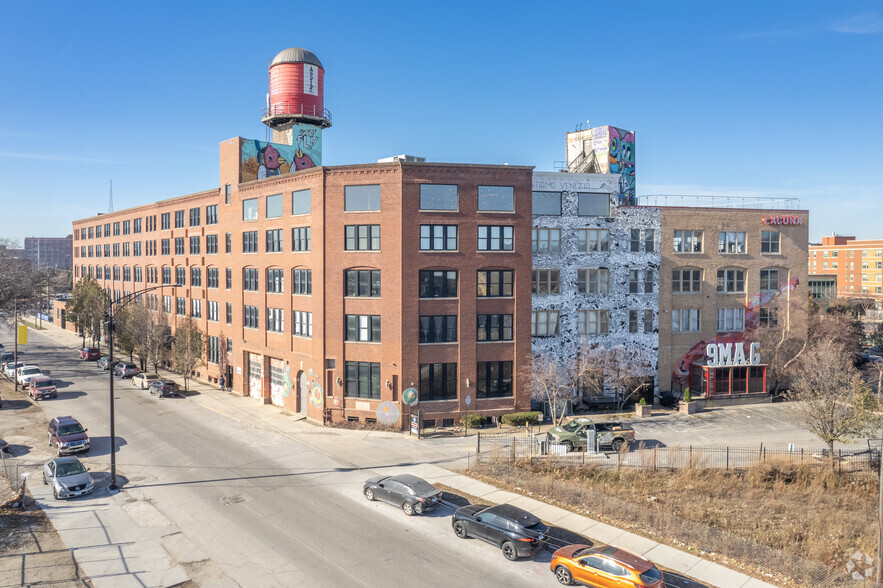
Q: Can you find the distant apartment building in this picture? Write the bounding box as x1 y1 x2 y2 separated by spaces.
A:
71 138 534 428
808 236 883 305
23 235 73 269
657 205 809 400
531 171 660 405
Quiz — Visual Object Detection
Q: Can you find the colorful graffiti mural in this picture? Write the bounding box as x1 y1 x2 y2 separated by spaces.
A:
239 123 322 183
576 126 636 206
672 277 800 385
607 127 636 206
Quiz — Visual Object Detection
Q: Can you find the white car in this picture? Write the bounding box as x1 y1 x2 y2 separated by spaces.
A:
132 373 160 389
16 365 43 386
4 362 25 379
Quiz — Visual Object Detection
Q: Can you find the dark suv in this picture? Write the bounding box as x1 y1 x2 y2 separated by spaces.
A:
148 380 180 398
48 416 90 456
452 504 549 560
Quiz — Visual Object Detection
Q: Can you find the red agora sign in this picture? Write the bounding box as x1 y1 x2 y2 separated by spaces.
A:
762 215 803 225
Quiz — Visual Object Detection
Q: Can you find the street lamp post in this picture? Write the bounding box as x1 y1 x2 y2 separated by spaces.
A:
106 283 181 490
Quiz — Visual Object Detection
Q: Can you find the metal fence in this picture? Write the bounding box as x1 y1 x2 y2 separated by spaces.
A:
475 431 880 474
471 460 854 587
0 453 32 497
471 433 875 586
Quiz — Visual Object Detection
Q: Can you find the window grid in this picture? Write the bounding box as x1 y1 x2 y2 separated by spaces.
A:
419 315 457 343
477 314 513 341
477 270 513 297
532 310 560 337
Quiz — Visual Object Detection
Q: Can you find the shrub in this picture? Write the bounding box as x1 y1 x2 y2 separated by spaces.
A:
502 411 543 426
638 397 647 405
460 413 485 428
683 388 692 403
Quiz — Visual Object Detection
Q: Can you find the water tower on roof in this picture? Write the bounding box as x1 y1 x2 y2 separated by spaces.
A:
262 47 332 145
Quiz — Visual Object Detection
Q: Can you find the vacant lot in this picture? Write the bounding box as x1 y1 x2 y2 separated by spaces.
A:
468 458 873 586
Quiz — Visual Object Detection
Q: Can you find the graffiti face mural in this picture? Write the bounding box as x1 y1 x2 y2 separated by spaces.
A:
239 123 322 183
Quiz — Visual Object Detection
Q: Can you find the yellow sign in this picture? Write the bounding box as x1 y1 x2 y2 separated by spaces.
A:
17 325 28 345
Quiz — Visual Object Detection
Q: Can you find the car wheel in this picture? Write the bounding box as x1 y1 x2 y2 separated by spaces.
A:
612 439 626 452
453 521 468 538
364 488 375 501
501 541 519 561
402 502 415 516
554 565 573 585
562 441 573 453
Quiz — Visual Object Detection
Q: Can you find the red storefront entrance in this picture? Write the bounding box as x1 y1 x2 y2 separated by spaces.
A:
690 363 767 397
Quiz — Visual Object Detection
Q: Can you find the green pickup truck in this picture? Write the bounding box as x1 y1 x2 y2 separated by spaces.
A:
546 417 636 452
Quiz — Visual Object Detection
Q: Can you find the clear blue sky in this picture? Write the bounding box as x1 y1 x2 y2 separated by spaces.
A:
1 0 880 244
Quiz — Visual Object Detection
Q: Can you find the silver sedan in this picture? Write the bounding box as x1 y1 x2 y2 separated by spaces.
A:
132 373 160 389
43 457 94 500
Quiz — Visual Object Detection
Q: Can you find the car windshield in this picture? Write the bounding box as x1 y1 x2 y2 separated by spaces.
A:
58 424 84 436
562 421 583 432
56 461 87 477
639 567 662 583
22 368 41 375
572 547 594 558
143 374 158 379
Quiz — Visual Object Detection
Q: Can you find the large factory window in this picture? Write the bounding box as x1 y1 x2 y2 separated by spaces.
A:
531 191 561 216
478 186 514 212
292 189 311 215
345 185 381 212
577 193 610 217
419 184 458 211
266 194 283 219
243 198 258 221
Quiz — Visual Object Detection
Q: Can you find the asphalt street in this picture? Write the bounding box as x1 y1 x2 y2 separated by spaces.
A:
4 326 557 587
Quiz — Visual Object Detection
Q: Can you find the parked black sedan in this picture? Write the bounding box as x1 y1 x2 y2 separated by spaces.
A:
363 474 442 516
451 503 549 560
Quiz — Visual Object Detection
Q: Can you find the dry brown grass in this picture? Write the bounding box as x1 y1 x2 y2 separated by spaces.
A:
468 458 876 585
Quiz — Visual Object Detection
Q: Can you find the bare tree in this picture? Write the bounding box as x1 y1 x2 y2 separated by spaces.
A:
66 277 107 351
172 317 204 393
527 354 580 426
579 343 655 410
786 339 878 463
129 303 170 375
0 238 45 324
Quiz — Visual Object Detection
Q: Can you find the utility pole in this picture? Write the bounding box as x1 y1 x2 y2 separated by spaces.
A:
13 297 17 388
877 427 883 587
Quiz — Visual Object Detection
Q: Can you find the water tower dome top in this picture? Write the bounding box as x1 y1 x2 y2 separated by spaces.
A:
271 48 323 69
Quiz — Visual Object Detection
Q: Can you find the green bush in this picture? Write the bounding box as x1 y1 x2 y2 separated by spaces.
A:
638 397 647 406
501 411 543 426
683 388 692 403
460 413 485 428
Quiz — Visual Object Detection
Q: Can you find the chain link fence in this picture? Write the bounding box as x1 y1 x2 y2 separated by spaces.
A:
471 432 874 586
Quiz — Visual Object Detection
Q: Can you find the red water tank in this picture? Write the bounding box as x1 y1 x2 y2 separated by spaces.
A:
268 47 325 120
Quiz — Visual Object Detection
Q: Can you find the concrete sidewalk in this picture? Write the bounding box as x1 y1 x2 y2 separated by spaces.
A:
29 320 777 587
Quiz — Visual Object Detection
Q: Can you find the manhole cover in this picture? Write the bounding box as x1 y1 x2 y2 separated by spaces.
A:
221 494 247 505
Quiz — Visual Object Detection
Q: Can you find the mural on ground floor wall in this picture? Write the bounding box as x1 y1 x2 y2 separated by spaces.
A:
307 367 324 408
672 278 800 385
239 126 322 183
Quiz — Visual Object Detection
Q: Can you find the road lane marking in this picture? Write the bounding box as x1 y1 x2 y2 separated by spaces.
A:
198 403 243 423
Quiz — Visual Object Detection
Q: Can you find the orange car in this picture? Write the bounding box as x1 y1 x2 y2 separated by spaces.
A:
550 544 664 587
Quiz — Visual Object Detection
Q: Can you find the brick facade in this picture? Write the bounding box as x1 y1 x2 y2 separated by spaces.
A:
71 138 533 427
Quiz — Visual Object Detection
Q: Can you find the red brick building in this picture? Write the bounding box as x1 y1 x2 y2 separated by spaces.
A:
808 235 883 304
71 138 533 427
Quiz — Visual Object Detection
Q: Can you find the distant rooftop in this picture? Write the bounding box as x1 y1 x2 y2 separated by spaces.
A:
637 194 801 210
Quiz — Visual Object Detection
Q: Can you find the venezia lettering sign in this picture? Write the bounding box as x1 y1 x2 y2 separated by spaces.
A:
762 215 803 225
706 342 761 367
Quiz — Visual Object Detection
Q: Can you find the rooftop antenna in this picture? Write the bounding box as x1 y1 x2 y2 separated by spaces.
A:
109 180 113 212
